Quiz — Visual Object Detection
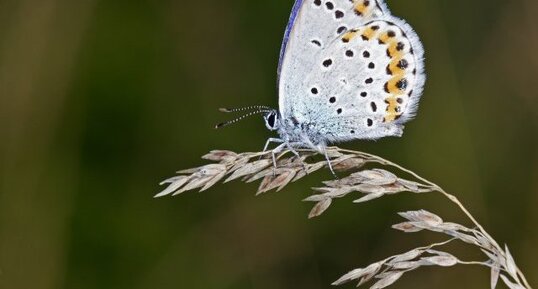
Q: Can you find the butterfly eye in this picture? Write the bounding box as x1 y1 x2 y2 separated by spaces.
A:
264 112 278 131
267 114 276 128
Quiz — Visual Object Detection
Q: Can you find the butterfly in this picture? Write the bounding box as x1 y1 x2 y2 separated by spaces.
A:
217 0 425 174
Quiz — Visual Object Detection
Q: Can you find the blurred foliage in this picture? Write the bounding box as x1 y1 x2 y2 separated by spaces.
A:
0 0 536 288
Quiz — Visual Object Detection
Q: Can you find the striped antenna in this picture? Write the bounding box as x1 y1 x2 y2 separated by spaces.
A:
215 109 270 129
219 106 272 113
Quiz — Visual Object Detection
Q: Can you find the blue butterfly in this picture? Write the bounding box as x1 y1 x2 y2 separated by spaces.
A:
218 0 425 174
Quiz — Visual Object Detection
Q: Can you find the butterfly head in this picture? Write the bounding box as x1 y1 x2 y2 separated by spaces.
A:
263 110 279 131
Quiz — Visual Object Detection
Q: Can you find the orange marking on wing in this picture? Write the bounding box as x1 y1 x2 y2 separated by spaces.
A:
354 2 369 16
383 72 406 122
373 26 413 123
384 97 400 122
361 27 377 40
342 30 359 42
383 114 396 122
388 42 404 59
389 61 406 76
378 32 392 44
386 77 405 94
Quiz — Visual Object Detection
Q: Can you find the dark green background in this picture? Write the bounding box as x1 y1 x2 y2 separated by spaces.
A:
0 0 536 288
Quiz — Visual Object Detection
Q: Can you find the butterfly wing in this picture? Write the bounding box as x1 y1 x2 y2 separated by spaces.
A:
278 1 425 143
278 0 389 118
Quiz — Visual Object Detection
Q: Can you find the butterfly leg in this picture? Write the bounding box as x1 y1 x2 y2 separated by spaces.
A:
262 138 283 153
269 142 308 176
285 142 308 173
261 138 283 174
270 142 289 176
261 138 283 161
319 145 338 179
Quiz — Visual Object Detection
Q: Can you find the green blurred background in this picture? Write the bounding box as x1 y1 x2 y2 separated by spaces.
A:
0 0 537 288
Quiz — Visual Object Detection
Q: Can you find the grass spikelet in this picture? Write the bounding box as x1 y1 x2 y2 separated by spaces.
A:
157 147 532 289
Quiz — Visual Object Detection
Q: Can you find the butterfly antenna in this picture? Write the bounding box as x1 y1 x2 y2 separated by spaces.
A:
215 109 270 129
219 106 272 113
